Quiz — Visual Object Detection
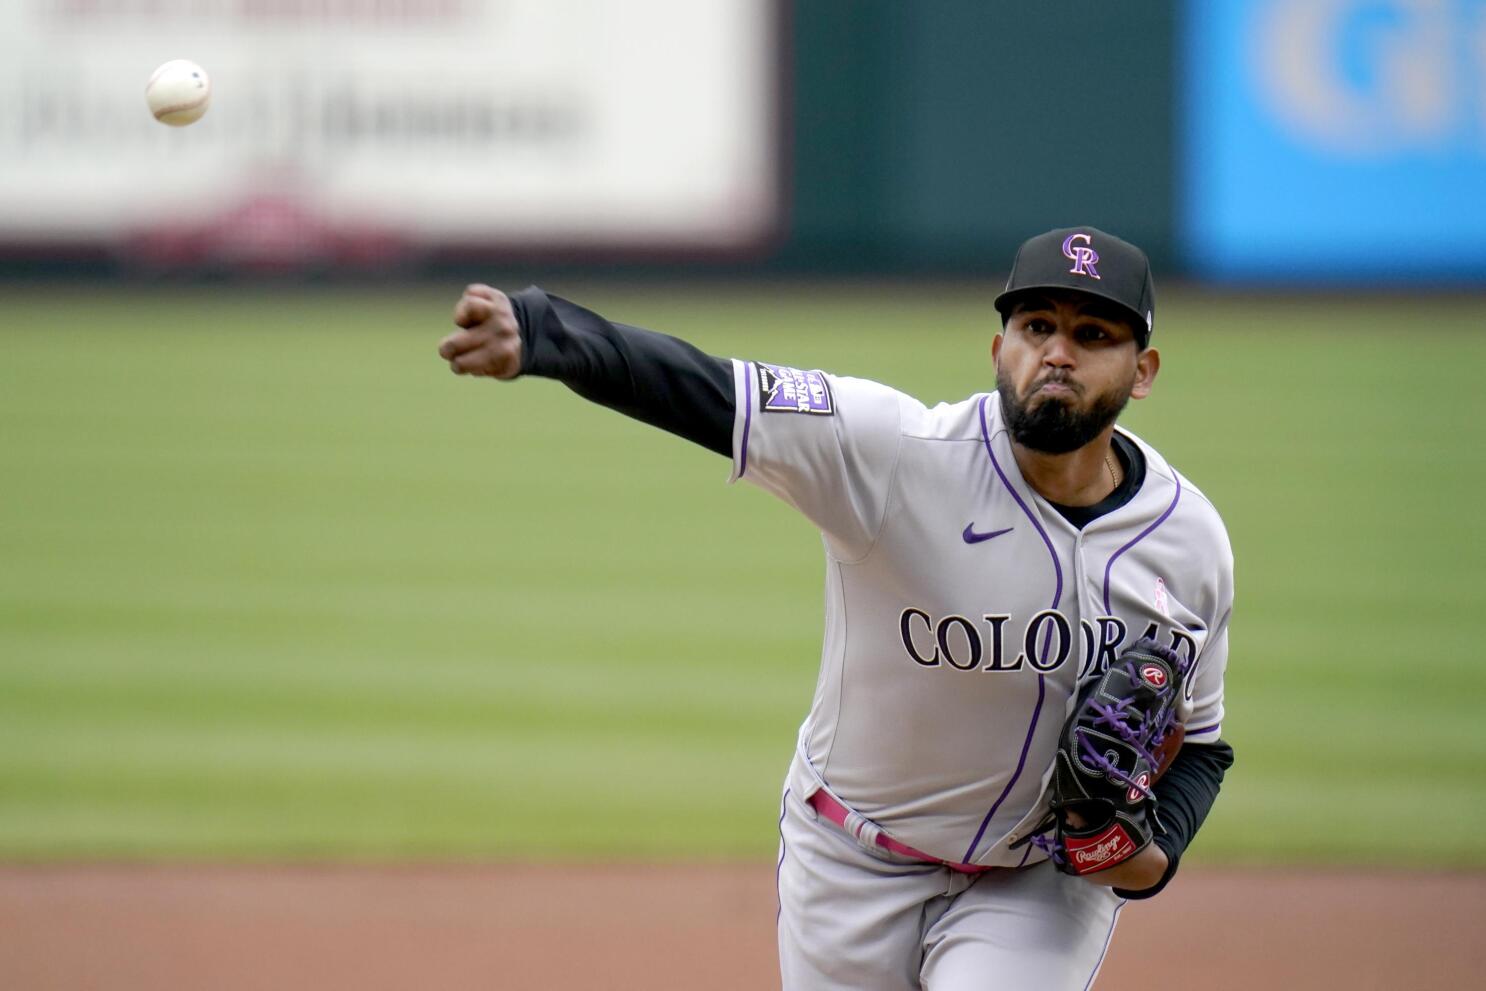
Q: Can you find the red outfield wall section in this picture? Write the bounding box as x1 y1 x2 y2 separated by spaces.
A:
0 865 1480 990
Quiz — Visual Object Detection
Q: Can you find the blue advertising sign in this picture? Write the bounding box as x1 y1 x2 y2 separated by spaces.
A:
1183 0 1486 281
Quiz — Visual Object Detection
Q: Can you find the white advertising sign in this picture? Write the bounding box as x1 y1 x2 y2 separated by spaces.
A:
0 1 779 264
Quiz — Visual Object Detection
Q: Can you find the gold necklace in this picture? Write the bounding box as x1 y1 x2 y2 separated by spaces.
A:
1104 452 1120 489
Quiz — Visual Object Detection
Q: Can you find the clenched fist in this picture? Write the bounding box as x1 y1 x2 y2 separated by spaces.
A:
438 284 523 379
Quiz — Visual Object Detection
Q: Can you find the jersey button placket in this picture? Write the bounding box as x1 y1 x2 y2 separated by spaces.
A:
1069 531 1095 686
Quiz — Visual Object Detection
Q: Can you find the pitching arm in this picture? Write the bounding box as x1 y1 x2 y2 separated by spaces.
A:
438 284 736 456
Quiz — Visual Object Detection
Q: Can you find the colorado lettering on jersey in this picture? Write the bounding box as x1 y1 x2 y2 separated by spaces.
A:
899 607 1196 675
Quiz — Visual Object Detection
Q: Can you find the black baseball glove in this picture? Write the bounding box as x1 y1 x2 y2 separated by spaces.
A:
1015 638 1188 876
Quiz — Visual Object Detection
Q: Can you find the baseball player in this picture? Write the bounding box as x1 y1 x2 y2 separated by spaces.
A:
437 227 1234 990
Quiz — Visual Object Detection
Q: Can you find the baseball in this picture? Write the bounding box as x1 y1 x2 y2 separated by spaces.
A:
145 60 211 126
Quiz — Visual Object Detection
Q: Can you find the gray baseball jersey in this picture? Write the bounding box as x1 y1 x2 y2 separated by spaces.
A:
730 362 1232 869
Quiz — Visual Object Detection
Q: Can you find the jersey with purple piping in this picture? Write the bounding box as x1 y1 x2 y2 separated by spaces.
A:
728 359 1232 868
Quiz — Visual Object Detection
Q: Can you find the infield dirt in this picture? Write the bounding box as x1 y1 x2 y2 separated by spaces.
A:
1 865 1479 989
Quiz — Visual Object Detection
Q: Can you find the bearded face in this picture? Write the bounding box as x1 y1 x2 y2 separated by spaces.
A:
996 360 1134 455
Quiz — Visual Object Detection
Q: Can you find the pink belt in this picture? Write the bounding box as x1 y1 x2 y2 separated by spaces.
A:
807 790 998 875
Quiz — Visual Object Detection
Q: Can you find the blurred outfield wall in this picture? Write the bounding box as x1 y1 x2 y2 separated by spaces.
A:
1 0 1483 283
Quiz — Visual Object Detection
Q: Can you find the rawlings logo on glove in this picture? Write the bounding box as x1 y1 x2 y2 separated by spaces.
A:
1013 638 1189 877
1066 827 1137 870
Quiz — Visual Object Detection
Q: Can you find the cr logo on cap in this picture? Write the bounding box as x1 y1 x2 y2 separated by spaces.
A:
1062 233 1101 279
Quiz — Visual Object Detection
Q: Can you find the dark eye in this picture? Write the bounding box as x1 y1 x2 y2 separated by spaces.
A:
1077 325 1111 344
1025 318 1052 335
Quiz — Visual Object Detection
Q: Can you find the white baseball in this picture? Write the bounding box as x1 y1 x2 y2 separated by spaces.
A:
145 60 211 127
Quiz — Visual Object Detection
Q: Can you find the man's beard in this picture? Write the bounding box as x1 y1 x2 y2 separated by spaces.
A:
997 365 1132 454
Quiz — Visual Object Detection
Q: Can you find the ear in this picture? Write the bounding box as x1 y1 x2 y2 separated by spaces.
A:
991 332 1003 367
1130 347 1160 400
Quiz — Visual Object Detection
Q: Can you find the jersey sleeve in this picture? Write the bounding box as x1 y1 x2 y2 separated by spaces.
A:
1180 520 1234 742
729 360 905 562
1182 611 1229 741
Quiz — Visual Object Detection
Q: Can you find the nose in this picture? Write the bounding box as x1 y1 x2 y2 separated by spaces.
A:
1041 329 1076 368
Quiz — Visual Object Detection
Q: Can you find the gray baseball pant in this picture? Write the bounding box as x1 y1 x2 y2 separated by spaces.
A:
776 785 1124 990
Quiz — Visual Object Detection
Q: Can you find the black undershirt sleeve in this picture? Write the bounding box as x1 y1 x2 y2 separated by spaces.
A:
1114 739 1235 899
508 286 736 457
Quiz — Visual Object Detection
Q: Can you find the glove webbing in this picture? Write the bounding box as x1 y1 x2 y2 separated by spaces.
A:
1079 672 1178 802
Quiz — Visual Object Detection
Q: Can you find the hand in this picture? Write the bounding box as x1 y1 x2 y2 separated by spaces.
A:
438 284 523 379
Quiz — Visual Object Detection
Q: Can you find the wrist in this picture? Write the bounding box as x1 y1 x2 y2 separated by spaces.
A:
1081 841 1168 891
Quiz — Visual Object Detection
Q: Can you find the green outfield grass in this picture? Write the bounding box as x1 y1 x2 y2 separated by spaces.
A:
1 283 1483 866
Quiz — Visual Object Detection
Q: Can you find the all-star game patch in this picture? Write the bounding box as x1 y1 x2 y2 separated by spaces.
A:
757 363 833 415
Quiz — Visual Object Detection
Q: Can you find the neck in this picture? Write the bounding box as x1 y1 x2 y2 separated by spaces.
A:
1009 427 1120 507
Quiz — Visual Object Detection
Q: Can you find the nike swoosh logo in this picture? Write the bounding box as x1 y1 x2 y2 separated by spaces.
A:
962 524 1013 544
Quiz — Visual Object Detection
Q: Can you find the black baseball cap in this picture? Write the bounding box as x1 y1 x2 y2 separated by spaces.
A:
993 227 1156 349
